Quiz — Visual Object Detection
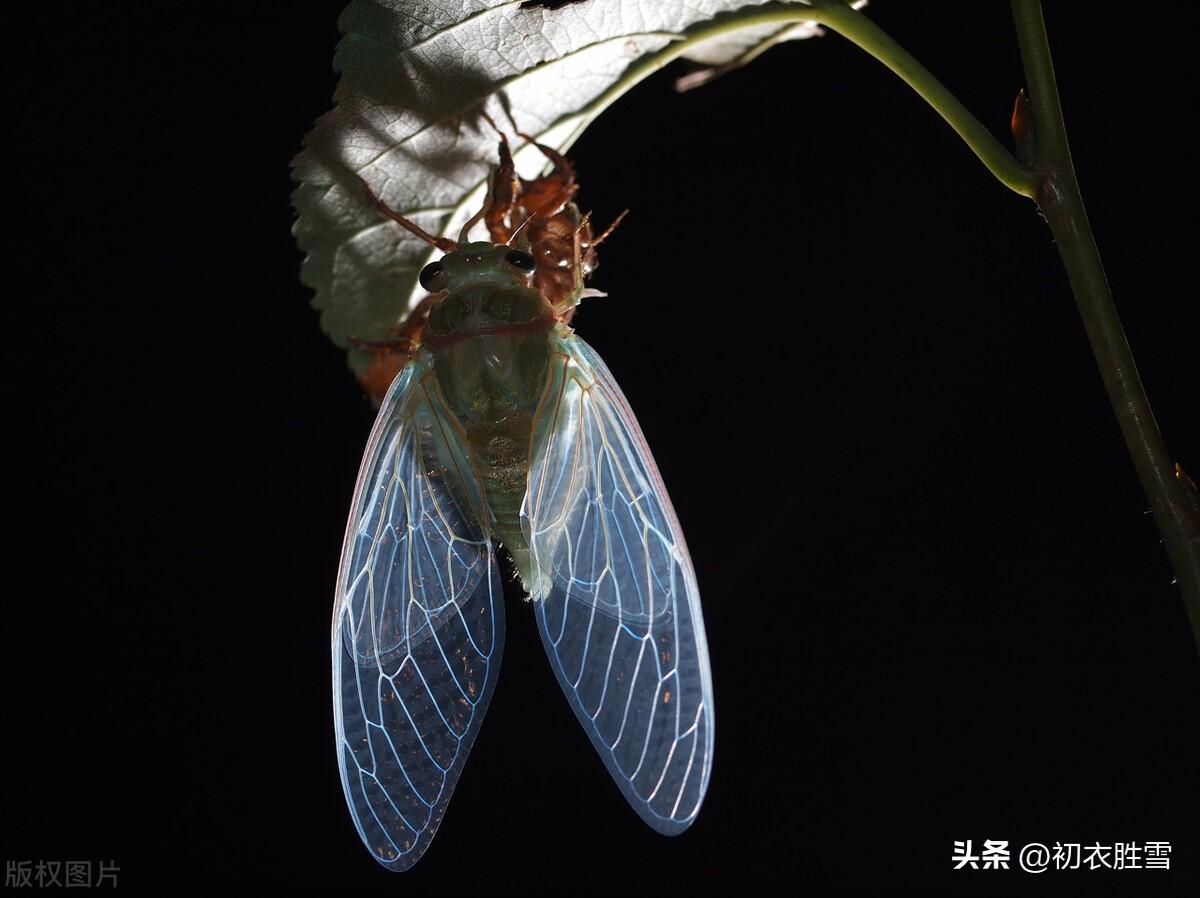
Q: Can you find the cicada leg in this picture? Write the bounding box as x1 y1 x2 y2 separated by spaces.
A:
480 110 579 233
511 127 579 222
480 122 520 245
588 208 629 251
355 174 457 253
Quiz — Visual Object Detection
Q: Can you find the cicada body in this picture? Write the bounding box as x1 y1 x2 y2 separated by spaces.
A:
331 135 714 870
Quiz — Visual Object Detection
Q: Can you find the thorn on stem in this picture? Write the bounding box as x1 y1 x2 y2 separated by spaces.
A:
1011 88 1036 166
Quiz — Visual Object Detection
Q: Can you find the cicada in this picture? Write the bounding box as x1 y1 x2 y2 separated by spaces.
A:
332 128 714 870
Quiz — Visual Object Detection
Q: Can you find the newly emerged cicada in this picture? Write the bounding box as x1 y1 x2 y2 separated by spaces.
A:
332 127 714 870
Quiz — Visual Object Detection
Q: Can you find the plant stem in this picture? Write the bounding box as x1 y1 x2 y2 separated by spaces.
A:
1009 0 1200 649
564 2 1036 198
807 0 1037 197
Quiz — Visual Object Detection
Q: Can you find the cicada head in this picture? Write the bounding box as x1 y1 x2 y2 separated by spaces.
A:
420 243 553 347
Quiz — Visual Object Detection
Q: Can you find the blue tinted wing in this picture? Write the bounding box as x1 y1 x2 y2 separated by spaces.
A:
523 333 714 834
332 356 504 870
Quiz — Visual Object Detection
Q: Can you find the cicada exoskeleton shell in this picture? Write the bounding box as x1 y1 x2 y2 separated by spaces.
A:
353 129 606 403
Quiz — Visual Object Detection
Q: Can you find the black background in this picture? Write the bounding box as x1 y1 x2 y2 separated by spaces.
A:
7 2 1199 895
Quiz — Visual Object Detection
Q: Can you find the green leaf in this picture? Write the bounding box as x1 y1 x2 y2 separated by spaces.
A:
292 0 834 373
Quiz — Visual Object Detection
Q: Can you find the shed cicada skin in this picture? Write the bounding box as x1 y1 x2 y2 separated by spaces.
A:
331 124 714 870
353 127 604 404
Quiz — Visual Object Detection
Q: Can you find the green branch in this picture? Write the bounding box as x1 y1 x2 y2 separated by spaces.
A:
1009 0 1200 650
806 0 1037 197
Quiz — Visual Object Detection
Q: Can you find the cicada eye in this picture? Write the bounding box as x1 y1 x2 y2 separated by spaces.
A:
504 249 536 273
419 260 447 291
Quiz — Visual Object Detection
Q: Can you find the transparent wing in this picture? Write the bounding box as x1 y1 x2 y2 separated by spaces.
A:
332 356 504 870
523 333 714 835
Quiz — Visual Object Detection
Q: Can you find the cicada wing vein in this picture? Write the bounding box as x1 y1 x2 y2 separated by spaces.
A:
523 333 715 835
332 357 504 870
